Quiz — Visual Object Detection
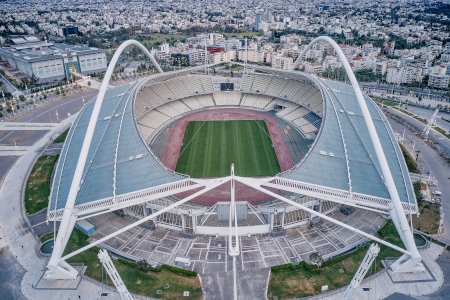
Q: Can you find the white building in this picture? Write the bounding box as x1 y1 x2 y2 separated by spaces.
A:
386 67 403 84
428 74 450 89
272 56 293 70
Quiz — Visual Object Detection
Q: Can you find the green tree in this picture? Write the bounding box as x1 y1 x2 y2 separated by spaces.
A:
19 95 26 102
309 252 323 268
88 81 91 87
137 259 151 272
7 106 13 113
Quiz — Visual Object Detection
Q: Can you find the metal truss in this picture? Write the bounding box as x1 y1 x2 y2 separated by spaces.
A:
48 179 203 221
235 176 411 255
261 177 418 214
58 177 230 264
98 249 134 300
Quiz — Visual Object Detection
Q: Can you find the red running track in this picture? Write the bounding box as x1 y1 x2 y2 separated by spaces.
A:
158 108 294 206
162 108 295 172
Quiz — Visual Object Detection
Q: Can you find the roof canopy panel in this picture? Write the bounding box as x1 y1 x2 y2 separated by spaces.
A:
49 82 186 211
281 79 415 206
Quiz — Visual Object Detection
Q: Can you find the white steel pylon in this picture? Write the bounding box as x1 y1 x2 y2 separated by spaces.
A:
340 243 380 300
98 249 134 300
422 109 439 137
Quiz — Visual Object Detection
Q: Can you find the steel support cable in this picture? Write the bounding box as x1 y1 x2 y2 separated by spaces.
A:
112 80 145 203
323 86 353 197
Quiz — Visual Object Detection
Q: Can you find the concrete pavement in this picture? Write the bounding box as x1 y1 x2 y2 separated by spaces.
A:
0 247 28 300
0 122 56 130
388 115 450 244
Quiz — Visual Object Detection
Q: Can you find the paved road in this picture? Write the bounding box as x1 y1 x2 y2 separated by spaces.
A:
0 155 19 183
360 83 450 101
0 246 28 300
28 208 60 237
0 130 49 146
388 116 450 244
7 89 97 123
42 142 63 156
385 106 450 157
403 106 450 133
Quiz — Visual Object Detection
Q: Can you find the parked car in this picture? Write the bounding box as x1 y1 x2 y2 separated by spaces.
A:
430 182 437 186
432 191 442 196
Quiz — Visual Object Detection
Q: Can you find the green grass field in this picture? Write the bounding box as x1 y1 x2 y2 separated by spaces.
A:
25 155 59 214
175 120 280 178
40 229 203 300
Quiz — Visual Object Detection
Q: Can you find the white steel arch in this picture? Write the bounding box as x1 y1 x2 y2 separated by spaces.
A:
45 40 163 280
292 36 422 272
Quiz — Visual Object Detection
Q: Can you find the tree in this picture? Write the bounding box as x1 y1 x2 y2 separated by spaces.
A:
0 112 3 118
137 259 151 272
29 74 39 86
56 90 60 95
309 252 323 268
44 94 47 100
88 81 91 87
7 107 13 113
19 95 26 102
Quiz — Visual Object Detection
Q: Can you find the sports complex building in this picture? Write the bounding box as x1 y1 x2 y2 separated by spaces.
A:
44 38 424 289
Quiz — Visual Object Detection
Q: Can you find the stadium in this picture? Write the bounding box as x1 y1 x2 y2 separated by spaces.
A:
44 37 423 290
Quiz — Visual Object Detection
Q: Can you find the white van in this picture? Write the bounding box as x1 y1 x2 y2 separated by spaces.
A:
432 191 442 196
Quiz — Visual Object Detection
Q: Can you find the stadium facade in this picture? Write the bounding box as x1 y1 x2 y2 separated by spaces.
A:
44 38 423 281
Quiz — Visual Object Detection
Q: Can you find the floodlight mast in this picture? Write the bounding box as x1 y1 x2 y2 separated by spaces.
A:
45 40 163 280
292 36 422 273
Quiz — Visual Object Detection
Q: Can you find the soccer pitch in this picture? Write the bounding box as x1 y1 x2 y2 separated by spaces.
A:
175 120 281 178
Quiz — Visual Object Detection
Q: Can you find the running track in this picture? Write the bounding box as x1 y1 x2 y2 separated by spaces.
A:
157 108 295 206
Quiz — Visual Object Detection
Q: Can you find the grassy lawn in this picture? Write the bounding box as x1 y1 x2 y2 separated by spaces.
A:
413 202 441 234
399 144 419 173
53 128 70 143
393 107 450 138
40 232 56 243
25 155 59 214
229 65 244 71
268 221 404 300
434 126 450 139
175 120 280 177
47 229 203 299
371 98 398 107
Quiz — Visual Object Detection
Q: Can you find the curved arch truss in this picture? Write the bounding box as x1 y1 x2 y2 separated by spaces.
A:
44 38 422 281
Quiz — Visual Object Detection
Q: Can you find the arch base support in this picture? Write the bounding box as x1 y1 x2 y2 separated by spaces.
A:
44 261 79 280
390 253 425 273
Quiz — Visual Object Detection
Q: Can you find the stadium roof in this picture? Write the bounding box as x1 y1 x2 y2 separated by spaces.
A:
49 81 186 211
280 79 414 205
49 72 415 215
